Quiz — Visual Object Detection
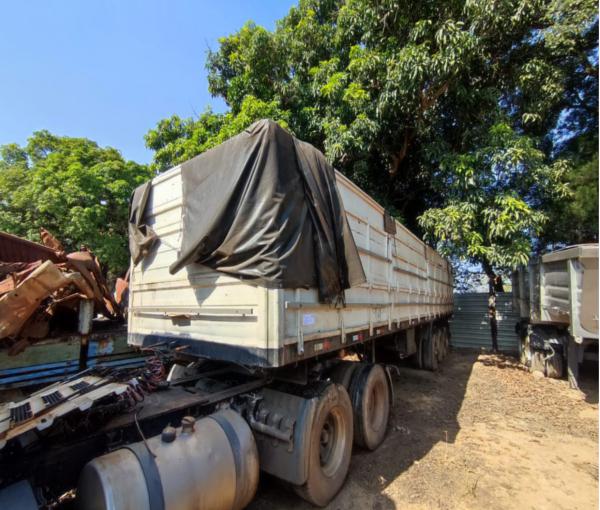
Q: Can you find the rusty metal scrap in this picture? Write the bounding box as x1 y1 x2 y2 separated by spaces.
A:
0 231 63 264
0 229 123 350
39 227 65 253
114 268 129 313
0 260 93 338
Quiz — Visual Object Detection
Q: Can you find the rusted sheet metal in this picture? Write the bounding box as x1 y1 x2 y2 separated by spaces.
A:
0 261 42 294
0 232 62 264
66 251 119 318
39 227 65 252
0 230 123 353
0 261 94 340
114 269 129 310
114 277 129 307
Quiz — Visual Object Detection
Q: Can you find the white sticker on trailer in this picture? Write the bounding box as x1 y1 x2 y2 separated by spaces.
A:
303 313 316 326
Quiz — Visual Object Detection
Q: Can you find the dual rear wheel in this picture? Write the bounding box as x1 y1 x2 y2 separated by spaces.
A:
421 324 450 371
296 363 391 506
296 326 449 506
349 364 390 451
294 383 353 507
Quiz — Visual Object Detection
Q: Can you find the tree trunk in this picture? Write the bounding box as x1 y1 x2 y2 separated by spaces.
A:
482 261 501 353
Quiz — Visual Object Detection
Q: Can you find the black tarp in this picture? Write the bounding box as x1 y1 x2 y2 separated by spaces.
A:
128 181 158 266
130 119 365 303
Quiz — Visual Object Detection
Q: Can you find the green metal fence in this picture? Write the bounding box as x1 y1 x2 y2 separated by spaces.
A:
450 292 519 353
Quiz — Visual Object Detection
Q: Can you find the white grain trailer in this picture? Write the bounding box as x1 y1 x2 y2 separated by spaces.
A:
0 120 452 510
127 153 453 369
513 244 598 388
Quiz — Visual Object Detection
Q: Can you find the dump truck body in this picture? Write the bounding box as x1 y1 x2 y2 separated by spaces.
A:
514 244 598 339
513 244 598 387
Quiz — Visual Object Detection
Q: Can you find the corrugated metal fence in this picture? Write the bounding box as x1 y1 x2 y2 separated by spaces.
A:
450 292 520 353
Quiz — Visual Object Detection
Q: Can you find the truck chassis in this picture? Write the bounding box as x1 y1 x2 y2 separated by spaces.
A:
0 318 450 509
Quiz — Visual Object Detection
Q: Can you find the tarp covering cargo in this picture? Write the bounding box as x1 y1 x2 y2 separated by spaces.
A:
130 119 365 303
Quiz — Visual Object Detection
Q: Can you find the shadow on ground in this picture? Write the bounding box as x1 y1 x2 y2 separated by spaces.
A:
248 350 479 510
580 360 599 404
476 352 528 371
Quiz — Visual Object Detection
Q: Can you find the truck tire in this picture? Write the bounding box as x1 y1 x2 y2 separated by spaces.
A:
422 327 438 371
443 324 451 359
435 329 447 363
545 352 564 379
350 364 390 451
330 361 360 391
530 350 545 374
411 337 423 369
294 383 353 507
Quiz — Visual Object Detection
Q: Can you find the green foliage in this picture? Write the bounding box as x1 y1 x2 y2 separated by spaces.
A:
2 2 594 281
419 122 571 270
542 136 599 245
0 131 152 276
148 0 597 276
145 96 290 172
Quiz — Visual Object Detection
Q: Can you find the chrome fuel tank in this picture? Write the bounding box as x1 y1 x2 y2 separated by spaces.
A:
77 409 259 510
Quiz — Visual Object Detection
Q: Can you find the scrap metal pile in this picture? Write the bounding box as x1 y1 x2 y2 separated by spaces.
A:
0 229 122 354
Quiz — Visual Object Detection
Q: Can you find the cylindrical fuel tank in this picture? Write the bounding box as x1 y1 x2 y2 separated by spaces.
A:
77 409 259 510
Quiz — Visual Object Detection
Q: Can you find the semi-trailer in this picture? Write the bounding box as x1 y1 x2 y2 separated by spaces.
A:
0 120 453 509
513 244 598 388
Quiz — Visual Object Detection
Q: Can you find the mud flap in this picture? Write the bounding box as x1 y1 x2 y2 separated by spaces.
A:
249 388 317 486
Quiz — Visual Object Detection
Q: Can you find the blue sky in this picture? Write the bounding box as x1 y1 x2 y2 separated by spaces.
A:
0 1 295 163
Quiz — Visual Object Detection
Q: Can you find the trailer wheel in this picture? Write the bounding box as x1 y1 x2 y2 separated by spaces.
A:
441 324 450 360
545 352 564 379
412 337 423 369
422 326 438 371
350 364 390 451
530 350 545 374
330 361 360 391
435 329 445 363
294 383 353 507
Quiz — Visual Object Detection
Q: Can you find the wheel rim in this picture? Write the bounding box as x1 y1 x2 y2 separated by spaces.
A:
366 378 387 433
319 408 347 477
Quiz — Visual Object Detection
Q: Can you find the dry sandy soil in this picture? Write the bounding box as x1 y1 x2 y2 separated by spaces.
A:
249 350 598 510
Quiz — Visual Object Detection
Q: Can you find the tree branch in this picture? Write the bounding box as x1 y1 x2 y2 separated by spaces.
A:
389 81 449 176
389 129 412 176
420 81 449 112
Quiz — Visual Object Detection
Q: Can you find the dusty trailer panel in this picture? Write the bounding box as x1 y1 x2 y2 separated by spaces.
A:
513 244 598 338
539 244 598 339
513 244 598 387
127 124 452 368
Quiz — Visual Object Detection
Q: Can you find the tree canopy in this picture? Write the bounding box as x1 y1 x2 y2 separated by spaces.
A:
0 131 152 276
0 1 596 283
146 0 598 281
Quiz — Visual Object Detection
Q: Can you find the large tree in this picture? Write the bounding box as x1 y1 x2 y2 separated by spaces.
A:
0 131 152 276
146 0 598 282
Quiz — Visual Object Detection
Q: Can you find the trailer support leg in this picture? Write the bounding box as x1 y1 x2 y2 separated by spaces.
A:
567 338 580 390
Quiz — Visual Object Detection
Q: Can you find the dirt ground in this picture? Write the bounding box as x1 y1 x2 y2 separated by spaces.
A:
249 351 598 510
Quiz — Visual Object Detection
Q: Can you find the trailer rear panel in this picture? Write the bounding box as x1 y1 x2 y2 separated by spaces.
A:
513 244 598 340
